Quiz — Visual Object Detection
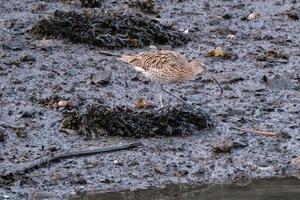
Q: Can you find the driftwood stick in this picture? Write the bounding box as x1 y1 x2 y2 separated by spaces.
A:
1 142 143 179
232 127 277 137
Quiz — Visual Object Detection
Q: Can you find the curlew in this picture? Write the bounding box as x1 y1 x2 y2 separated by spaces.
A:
117 50 222 107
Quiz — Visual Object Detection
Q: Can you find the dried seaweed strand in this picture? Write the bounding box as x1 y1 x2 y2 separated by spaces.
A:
232 127 277 137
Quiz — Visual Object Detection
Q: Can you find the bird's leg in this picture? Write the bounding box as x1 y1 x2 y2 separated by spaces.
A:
204 71 223 96
160 85 186 106
161 88 185 105
159 84 164 108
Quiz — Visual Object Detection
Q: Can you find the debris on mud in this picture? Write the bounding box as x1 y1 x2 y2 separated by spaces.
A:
61 104 213 138
129 0 159 15
30 10 189 49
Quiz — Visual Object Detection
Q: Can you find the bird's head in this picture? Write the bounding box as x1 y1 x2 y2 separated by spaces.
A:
190 58 223 95
189 59 206 75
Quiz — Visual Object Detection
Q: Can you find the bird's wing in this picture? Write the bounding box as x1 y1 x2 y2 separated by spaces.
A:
117 50 188 71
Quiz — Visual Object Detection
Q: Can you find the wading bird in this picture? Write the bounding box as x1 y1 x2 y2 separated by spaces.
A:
118 50 222 108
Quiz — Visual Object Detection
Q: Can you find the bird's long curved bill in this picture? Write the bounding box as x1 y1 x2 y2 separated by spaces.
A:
205 72 223 96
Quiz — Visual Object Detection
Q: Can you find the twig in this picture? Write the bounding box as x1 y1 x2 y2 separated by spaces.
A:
232 127 277 137
0 121 25 129
1 142 143 179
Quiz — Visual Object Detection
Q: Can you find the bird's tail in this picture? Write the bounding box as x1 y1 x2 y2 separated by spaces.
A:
117 55 137 63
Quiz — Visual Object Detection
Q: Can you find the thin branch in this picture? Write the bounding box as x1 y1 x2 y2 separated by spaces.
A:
232 127 277 137
1 142 143 179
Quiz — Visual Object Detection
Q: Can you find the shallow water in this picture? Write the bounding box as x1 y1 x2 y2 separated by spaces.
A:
73 178 300 200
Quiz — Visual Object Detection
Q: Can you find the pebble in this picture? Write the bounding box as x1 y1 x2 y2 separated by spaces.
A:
227 34 236 40
91 70 112 84
247 12 259 20
212 138 233 153
57 100 69 107
20 54 36 62
154 165 166 174
291 156 300 170
0 127 6 142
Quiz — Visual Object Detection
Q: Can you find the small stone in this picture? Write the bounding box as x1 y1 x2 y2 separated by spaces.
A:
154 165 166 174
57 100 69 107
227 34 236 40
148 45 157 50
99 178 112 184
0 127 6 142
174 170 189 177
20 109 35 118
291 156 300 170
286 10 299 20
213 138 233 153
222 13 232 20
208 47 225 57
134 98 149 109
91 70 112 84
183 29 189 34
20 54 36 62
247 12 259 20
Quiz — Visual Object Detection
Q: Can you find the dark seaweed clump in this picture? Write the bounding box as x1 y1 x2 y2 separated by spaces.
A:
80 0 102 7
61 104 213 138
30 10 189 49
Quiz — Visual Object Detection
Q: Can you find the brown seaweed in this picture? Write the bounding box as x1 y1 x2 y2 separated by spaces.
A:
30 10 189 49
61 104 214 138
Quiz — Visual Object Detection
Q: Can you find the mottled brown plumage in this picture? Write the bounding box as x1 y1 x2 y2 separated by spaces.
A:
118 50 222 107
117 50 205 83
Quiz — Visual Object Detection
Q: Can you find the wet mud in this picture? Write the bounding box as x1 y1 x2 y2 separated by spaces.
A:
0 0 300 199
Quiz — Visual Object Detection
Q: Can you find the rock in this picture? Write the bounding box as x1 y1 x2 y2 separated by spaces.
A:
154 165 166 174
0 127 6 142
20 54 36 62
91 70 112 84
269 79 295 90
134 98 149 109
291 156 300 170
20 109 35 118
247 12 259 20
285 7 300 20
213 138 233 153
208 47 225 57
174 170 189 177
227 34 236 40
222 13 232 20
57 100 69 107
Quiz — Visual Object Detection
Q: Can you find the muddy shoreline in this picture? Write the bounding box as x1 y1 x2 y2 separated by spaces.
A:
1 0 300 199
